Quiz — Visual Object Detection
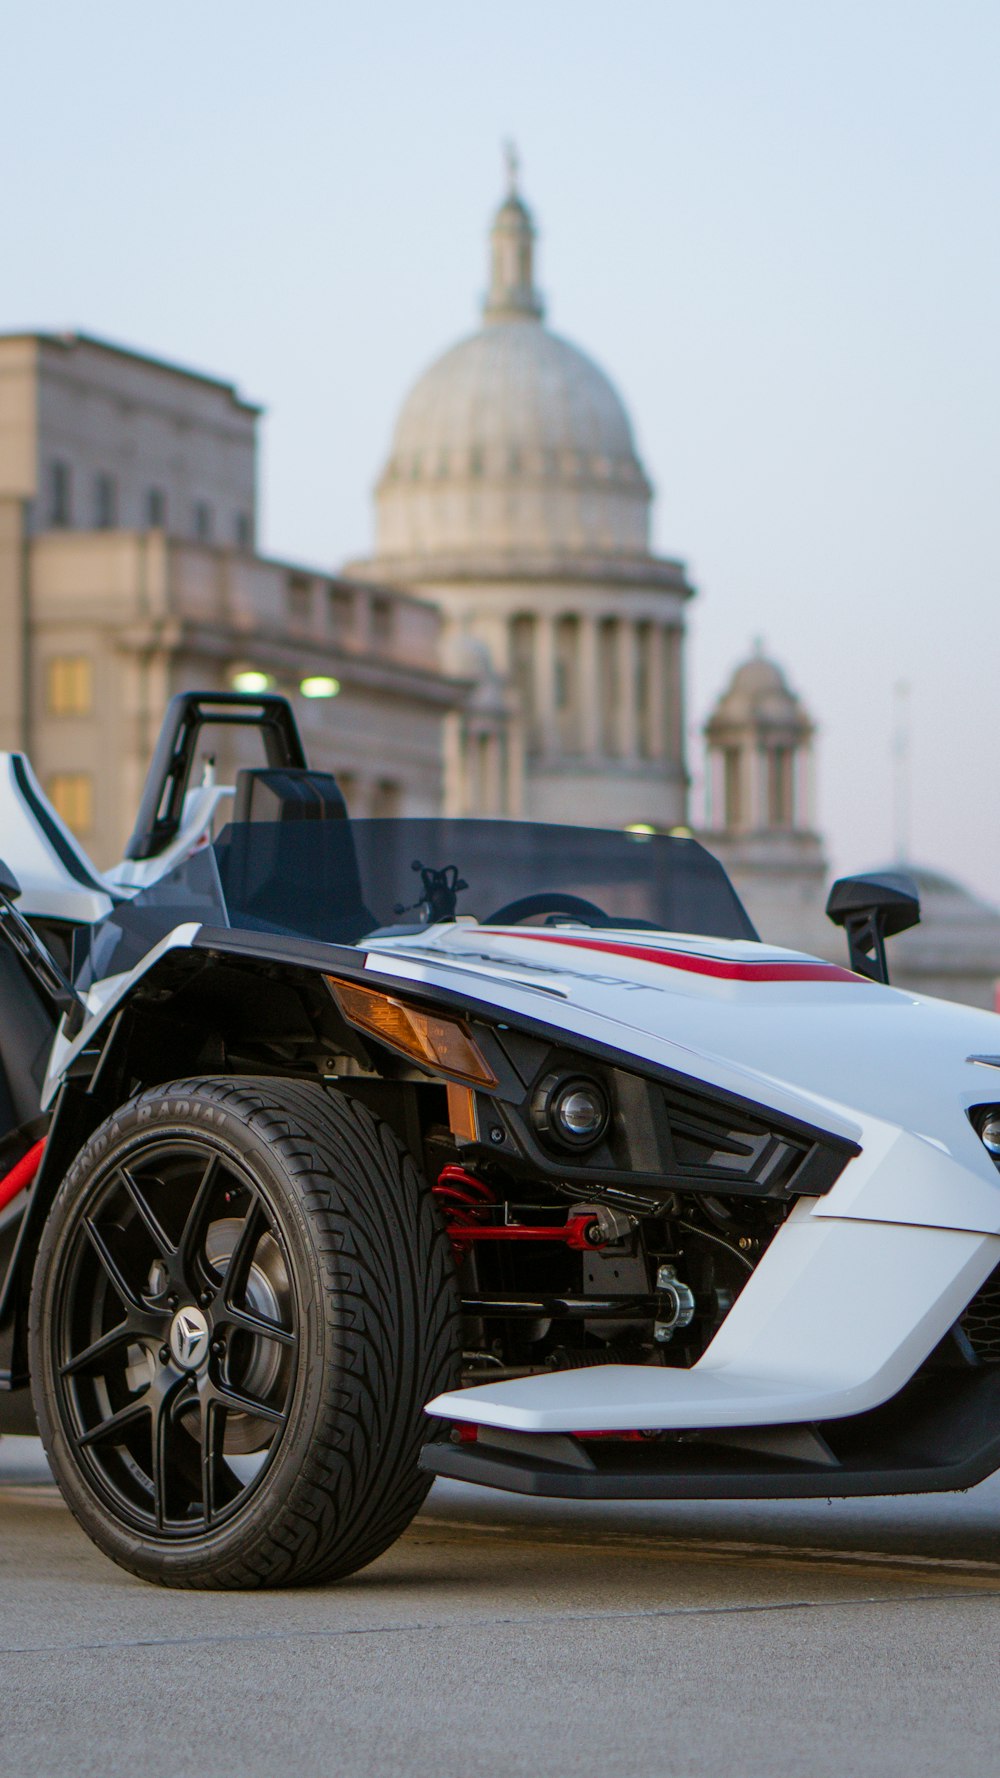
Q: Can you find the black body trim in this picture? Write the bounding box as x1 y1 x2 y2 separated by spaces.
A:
421 1363 1000 1501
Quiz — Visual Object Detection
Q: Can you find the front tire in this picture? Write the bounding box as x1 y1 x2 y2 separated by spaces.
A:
29 1077 460 1589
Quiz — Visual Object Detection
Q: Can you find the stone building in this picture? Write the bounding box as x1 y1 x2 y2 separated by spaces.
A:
0 331 467 865
348 159 692 828
700 649 831 955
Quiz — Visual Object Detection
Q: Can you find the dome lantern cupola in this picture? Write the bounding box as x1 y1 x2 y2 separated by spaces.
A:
484 143 545 324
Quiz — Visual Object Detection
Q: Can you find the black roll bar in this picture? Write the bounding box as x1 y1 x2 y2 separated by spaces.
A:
124 691 308 861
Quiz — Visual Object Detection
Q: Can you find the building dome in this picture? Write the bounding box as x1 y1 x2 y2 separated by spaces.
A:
706 650 813 737
372 163 655 573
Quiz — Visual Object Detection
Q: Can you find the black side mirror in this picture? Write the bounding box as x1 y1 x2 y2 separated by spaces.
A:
825 871 920 984
0 859 22 902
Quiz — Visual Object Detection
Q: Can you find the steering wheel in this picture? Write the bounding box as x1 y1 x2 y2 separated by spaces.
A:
483 891 611 927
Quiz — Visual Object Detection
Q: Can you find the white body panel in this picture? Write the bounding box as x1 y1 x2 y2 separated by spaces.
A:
0 753 115 923
427 1205 1000 1432
355 922 1000 1437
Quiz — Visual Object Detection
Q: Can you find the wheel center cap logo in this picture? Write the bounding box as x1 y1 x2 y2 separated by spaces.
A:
169 1305 210 1371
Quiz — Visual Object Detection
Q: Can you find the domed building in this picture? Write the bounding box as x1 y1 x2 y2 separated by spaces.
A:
348 159 693 826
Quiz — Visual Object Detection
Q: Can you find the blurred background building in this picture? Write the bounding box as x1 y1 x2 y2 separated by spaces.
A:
0 332 466 865
1 164 998 1006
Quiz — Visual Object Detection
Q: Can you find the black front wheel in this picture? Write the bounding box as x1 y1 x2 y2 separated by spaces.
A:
29 1077 460 1589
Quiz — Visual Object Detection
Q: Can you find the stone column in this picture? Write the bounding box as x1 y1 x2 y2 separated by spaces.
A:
578 614 600 759
615 620 638 760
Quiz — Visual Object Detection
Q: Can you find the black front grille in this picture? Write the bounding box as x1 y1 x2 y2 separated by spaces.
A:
961 1267 1000 1361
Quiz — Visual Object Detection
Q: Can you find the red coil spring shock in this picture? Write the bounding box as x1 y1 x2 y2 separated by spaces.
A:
434 1164 497 1252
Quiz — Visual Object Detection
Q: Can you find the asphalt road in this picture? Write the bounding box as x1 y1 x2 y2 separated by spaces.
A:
2 1437 1000 1778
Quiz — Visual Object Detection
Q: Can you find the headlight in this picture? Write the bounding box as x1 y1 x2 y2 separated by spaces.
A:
977 1109 1000 1159
531 1073 610 1151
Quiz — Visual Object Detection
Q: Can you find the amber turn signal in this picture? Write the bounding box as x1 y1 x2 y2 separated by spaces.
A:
326 977 497 1087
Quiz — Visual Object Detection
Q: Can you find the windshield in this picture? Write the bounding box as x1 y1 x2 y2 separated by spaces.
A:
76 820 757 988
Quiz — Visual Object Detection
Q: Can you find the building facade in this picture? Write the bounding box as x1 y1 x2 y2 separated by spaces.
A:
0 332 468 865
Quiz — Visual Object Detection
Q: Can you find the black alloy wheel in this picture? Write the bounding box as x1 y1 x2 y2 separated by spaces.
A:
30 1077 461 1589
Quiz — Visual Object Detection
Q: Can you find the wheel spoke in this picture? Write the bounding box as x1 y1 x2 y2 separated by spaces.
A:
176 1154 222 1285
83 1217 145 1311
210 1377 285 1426
78 1394 150 1449
200 1395 225 1527
60 1321 145 1379
116 1164 172 1257
221 1197 267 1308
218 1302 296 1348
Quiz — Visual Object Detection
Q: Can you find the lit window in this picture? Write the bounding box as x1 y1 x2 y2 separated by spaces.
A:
193 501 212 542
235 511 252 549
46 657 93 717
49 461 72 527
93 473 117 529
47 773 93 836
146 487 167 527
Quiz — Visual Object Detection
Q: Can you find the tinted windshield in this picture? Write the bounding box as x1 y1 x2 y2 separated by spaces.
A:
76 820 757 987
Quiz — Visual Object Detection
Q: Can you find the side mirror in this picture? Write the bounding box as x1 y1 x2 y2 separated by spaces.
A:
825 871 920 984
0 859 22 902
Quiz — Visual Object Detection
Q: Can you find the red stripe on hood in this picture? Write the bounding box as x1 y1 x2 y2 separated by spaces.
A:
489 930 861 984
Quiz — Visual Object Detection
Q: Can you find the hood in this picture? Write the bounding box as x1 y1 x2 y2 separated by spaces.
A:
366 922 1000 1181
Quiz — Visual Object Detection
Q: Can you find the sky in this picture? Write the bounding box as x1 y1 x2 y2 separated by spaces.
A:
4 0 999 896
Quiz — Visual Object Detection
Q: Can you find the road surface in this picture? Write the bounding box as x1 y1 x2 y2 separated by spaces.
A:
2 1436 1000 1776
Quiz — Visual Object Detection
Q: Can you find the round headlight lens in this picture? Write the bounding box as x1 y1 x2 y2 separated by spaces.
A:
979 1111 1000 1157
532 1073 610 1150
557 1085 607 1141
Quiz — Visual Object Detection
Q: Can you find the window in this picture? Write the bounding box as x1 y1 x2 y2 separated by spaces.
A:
370 596 394 647
46 657 93 717
193 501 213 542
510 615 536 744
287 574 312 625
371 779 401 819
49 460 72 527
234 511 252 549
47 772 93 837
327 585 355 641
93 472 117 529
555 616 580 753
146 487 167 528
